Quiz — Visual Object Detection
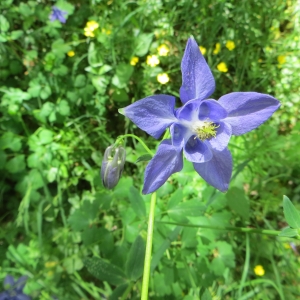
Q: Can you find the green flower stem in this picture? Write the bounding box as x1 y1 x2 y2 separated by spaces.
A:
158 221 281 237
141 192 157 300
116 134 154 156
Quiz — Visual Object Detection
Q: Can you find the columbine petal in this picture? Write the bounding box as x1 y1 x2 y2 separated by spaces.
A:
177 99 227 122
16 294 31 300
207 122 232 151
15 276 28 293
218 92 280 135
184 136 212 163
142 140 183 194
0 292 9 300
4 275 14 288
170 123 192 149
120 95 177 139
193 147 232 192
180 37 215 103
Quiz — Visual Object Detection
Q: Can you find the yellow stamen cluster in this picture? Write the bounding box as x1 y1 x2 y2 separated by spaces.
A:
195 122 219 141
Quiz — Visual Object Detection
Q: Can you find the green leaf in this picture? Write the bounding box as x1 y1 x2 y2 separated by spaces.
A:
0 132 22 152
135 154 152 163
283 195 300 229
151 226 182 271
10 30 23 40
111 89 129 102
91 76 109 94
110 284 129 300
40 85 52 100
112 64 133 89
226 187 249 221
128 186 146 218
168 199 206 222
278 227 299 238
82 227 104 246
68 200 100 231
135 33 153 57
58 100 70 116
167 189 183 210
125 235 145 281
38 129 53 144
74 74 86 88
0 15 10 32
5 155 26 173
199 288 212 300
0 150 7 169
83 257 127 285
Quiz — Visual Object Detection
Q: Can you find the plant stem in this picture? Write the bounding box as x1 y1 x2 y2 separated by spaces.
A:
141 192 157 300
157 221 281 237
116 134 154 156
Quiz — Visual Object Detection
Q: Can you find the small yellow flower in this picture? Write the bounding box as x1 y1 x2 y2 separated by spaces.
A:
146 55 160 67
84 20 99 37
199 46 206 55
86 20 99 31
213 43 221 55
67 50 75 57
45 261 57 268
225 40 235 51
157 44 170 56
217 62 228 73
277 55 286 65
254 265 265 276
157 73 170 84
130 56 139 66
283 243 291 249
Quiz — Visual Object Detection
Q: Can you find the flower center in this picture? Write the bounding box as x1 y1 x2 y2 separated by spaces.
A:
193 121 219 141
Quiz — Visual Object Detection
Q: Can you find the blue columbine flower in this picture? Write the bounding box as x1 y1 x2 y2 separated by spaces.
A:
49 6 67 23
0 275 31 300
120 37 280 194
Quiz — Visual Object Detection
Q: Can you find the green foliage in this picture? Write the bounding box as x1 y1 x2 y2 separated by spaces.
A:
1 0 300 299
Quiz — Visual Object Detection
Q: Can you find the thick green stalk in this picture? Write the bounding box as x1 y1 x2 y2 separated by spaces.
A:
141 192 157 300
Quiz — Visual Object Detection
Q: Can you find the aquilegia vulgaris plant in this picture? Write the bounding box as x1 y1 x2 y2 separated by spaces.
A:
119 37 280 194
0 275 31 300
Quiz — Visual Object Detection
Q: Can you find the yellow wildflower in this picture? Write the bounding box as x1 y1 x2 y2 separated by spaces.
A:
146 55 160 67
283 243 290 249
225 40 235 51
45 261 57 268
277 55 286 65
157 73 170 84
213 43 221 55
217 62 228 73
84 20 99 37
199 46 206 55
254 265 265 276
157 44 170 56
130 57 139 66
67 50 75 57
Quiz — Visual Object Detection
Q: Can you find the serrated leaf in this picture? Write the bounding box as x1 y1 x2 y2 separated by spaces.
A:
283 195 300 229
278 227 299 238
38 129 53 144
167 189 183 210
83 257 127 285
135 154 152 163
128 186 146 218
226 187 249 221
125 235 145 281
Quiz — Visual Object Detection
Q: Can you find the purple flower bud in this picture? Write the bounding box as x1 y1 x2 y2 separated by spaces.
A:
101 145 126 189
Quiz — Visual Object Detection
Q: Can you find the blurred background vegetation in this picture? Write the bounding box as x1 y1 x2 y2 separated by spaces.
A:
0 0 300 299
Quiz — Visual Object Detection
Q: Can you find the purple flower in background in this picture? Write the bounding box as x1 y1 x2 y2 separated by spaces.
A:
0 275 31 300
120 37 280 194
49 6 67 23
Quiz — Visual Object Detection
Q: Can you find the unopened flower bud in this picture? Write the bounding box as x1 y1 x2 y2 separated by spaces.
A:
101 145 126 189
